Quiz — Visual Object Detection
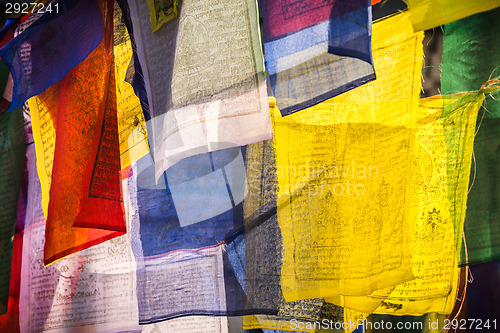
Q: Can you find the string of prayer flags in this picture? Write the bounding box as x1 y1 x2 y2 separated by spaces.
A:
441 7 500 267
29 0 126 265
127 0 272 181
261 0 375 116
0 0 104 111
129 137 344 327
406 0 500 32
273 12 422 304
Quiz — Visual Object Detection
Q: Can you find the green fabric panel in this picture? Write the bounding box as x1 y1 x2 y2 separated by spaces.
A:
0 107 25 315
0 59 9 98
442 7 500 267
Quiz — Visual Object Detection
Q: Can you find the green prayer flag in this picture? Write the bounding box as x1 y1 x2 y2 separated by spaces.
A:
0 107 25 314
442 7 500 266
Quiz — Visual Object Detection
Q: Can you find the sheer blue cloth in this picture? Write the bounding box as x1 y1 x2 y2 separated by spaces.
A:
0 0 103 111
261 0 375 115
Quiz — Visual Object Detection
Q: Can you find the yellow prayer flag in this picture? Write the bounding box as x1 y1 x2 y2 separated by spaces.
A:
274 12 423 304
406 0 500 32
373 92 483 316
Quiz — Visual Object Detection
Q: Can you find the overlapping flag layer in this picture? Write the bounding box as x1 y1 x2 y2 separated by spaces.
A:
0 0 498 332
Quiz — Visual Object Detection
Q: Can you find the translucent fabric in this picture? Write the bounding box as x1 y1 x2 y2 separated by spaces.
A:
135 148 246 255
113 1 149 169
19 145 141 333
274 12 423 304
233 140 343 332
145 0 178 32
141 316 228 333
441 7 500 267
116 0 151 121
261 0 375 115
127 0 272 180
405 0 500 32
0 0 104 111
29 0 126 265
0 104 32 333
0 107 25 315
128 160 250 324
129 138 343 327
373 92 483 316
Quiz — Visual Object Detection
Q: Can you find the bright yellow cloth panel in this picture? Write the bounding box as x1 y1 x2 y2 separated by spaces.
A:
273 12 423 303
29 96 55 219
114 37 149 169
325 286 394 314
373 93 483 316
344 309 369 333
242 124 342 333
146 0 178 33
406 0 500 32
243 314 336 333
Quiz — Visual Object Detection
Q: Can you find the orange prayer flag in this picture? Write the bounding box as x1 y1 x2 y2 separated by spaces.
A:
41 0 125 265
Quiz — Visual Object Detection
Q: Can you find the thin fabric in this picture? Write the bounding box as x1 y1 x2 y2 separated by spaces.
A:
141 316 229 333
128 137 343 328
274 12 422 308
441 8 500 267
261 0 375 115
127 0 272 180
128 159 249 324
271 11 481 318
233 138 344 332
113 1 150 169
146 0 178 32
28 0 126 265
0 107 25 315
372 92 482 316
19 145 141 333
405 0 500 32
0 0 104 111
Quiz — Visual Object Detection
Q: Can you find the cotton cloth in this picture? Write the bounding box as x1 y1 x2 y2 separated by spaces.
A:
261 0 375 116
406 0 500 32
274 12 422 304
236 139 344 332
0 0 104 111
146 0 178 32
127 0 272 180
373 92 483 316
113 1 149 169
441 7 500 267
0 107 25 315
129 138 343 326
28 0 126 265
19 145 141 333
